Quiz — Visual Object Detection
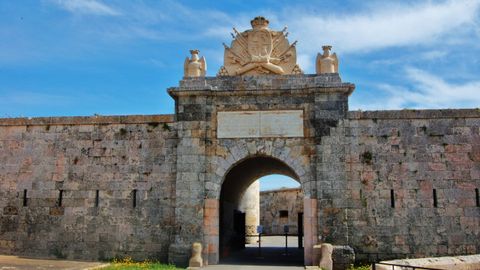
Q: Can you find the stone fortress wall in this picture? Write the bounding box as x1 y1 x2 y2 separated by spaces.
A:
339 109 480 262
0 94 478 266
260 187 304 235
0 115 177 261
234 108 480 262
0 16 479 268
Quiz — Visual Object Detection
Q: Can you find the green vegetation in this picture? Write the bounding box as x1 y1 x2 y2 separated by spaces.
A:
102 257 183 270
348 265 371 270
162 123 171 131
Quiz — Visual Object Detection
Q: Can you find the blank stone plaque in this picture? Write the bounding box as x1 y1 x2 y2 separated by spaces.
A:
217 110 303 138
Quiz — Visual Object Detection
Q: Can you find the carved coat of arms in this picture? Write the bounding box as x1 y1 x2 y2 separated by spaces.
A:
218 16 302 76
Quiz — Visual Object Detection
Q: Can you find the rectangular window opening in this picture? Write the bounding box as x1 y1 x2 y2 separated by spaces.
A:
433 189 438 208
390 189 395 208
23 189 28 207
132 189 137 208
279 210 288 218
476 188 479 207
95 190 99 207
58 190 63 207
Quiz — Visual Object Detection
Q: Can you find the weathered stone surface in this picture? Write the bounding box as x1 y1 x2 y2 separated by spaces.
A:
0 73 479 270
0 115 177 261
338 109 480 264
332 245 355 270
376 254 480 270
217 110 303 138
260 187 303 235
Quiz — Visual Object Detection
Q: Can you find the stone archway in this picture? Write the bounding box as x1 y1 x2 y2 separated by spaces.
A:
203 155 317 266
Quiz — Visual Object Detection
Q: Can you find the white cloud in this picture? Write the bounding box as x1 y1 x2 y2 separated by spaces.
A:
190 1 480 73
351 67 480 110
287 1 480 54
49 0 120 16
404 67 480 106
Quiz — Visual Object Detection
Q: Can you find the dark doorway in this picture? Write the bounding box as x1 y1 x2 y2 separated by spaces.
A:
298 212 303 248
233 210 246 250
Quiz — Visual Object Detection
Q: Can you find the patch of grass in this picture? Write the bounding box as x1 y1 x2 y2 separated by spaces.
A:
103 257 183 270
348 264 371 270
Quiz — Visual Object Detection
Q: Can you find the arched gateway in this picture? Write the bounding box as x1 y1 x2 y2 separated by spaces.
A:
167 68 354 265
167 17 355 264
220 156 304 263
1 16 479 270
168 16 354 267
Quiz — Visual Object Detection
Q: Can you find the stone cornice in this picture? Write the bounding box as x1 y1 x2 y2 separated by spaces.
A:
168 74 355 97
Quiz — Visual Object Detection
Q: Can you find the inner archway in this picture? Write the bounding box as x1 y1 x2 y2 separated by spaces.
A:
219 155 305 266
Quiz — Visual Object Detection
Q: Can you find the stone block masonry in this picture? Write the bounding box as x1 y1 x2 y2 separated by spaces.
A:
0 115 177 261
260 187 304 235
339 109 480 262
0 75 479 269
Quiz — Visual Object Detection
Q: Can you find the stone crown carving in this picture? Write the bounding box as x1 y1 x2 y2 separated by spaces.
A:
217 16 302 76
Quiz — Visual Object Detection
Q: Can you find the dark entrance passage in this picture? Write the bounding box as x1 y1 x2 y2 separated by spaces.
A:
219 242 304 267
219 156 304 266
232 210 246 250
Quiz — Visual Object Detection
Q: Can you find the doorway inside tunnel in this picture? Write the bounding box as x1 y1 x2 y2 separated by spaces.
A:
219 155 305 266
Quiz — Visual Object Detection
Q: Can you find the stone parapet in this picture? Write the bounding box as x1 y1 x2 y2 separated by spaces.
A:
0 114 174 126
168 74 354 96
348 109 480 120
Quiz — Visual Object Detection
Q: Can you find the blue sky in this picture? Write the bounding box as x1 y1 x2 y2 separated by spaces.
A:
1 1 479 189
258 175 300 191
1 0 479 118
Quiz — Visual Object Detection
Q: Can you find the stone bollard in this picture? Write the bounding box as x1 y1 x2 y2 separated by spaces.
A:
319 243 333 270
187 242 203 269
